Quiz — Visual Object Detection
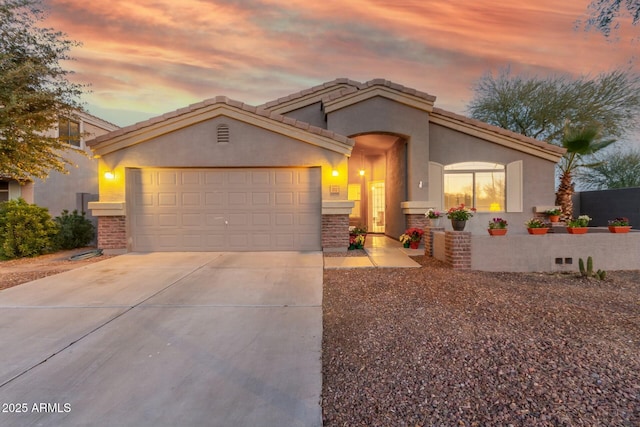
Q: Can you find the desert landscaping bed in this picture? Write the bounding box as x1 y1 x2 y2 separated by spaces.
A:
0 249 116 290
322 256 640 426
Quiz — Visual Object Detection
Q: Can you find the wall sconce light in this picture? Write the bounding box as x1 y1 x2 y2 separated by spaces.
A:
332 170 339 177
359 169 365 176
104 171 115 180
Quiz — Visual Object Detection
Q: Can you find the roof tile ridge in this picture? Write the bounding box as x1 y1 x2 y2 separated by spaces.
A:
431 108 564 152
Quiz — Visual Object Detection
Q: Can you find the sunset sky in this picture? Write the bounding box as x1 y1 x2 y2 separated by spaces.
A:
45 0 638 137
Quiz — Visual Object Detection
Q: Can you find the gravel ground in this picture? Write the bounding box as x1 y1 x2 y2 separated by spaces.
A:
322 256 640 426
0 248 116 290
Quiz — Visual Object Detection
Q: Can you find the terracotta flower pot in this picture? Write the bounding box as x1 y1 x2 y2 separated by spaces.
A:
409 240 420 249
488 228 507 236
548 215 560 223
608 226 632 233
566 227 588 234
527 228 549 235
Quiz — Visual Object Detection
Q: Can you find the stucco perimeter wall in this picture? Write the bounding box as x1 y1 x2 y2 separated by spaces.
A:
470 232 640 272
429 124 557 235
97 116 349 203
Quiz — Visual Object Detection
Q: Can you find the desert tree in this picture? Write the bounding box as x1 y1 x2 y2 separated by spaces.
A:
577 147 640 189
556 126 615 218
468 67 640 144
0 0 85 180
581 0 640 38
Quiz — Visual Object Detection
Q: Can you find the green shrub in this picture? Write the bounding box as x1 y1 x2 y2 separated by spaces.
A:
54 209 95 250
0 199 59 259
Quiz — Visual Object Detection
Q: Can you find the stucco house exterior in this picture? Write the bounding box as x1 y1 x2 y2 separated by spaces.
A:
86 78 565 252
1 111 119 220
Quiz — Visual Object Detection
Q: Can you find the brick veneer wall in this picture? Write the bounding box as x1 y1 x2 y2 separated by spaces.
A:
406 213 429 231
322 214 349 250
98 216 127 249
445 231 471 270
423 226 445 256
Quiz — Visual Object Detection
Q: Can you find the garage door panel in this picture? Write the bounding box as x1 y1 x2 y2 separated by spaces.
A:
158 171 178 185
181 171 201 185
275 171 294 184
158 214 178 227
228 192 247 205
182 193 201 206
275 192 294 206
205 192 224 206
251 192 270 205
251 171 271 185
205 172 224 185
129 167 320 251
158 193 177 206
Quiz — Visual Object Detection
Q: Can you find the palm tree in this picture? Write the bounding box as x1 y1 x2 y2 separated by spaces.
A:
555 125 615 218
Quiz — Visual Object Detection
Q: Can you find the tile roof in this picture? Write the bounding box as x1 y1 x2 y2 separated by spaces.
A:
260 78 436 110
430 108 565 155
87 96 354 147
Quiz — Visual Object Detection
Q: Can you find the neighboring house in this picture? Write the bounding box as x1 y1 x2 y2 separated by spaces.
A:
0 111 119 221
86 78 565 252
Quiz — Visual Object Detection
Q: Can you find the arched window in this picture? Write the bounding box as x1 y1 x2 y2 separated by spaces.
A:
444 162 505 212
216 124 230 145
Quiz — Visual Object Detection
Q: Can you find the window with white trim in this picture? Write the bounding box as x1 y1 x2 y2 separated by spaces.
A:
444 162 505 212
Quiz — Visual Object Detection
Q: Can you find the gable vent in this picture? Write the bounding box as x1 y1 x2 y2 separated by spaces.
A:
217 124 230 144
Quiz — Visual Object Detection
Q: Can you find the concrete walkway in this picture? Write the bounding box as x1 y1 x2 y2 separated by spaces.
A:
0 252 322 427
324 235 422 269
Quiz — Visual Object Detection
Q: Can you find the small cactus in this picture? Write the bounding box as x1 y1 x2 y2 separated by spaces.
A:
578 256 606 280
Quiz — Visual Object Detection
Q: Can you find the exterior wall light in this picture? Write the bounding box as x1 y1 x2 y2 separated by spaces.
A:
104 171 115 180
332 170 339 177
359 169 365 176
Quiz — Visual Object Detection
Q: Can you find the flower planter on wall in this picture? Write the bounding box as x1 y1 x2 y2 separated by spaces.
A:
548 215 560 223
488 229 507 236
527 228 549 235
608 226 632 233
451 220 467 231
409 240 420 249
566 227 588 234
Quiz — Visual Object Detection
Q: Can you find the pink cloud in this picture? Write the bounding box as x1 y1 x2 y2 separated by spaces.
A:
43 0 638 126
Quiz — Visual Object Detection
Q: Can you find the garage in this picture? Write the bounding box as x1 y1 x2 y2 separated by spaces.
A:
127 167 321 251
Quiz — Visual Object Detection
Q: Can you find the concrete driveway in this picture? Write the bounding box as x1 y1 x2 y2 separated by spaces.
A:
0 252 323 427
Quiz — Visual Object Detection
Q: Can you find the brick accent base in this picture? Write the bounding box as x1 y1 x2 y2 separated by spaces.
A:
424 226 445 256
322 214 349 250
405 213 429 231
445 231 471 270
98 216 126 250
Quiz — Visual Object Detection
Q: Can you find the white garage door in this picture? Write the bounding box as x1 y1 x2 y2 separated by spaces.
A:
127 168 321 251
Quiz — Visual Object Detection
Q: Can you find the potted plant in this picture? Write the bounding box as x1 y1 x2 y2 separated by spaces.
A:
608 217 632 233
525 218 549 235
400 227 424 249
348 225 367 250
425 209 443 227
566 215 591 234
545 208 562 223
488 218 508 236
446 204 476 231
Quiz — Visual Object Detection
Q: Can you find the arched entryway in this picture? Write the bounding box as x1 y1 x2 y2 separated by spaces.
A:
347 133 407 236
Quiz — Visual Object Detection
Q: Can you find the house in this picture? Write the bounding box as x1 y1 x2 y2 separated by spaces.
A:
86 78 565 252
1 111 119 221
